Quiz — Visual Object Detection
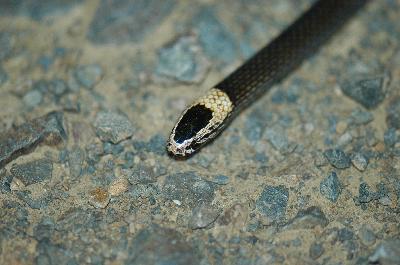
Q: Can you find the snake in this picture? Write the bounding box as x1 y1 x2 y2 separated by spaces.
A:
167 0 368 157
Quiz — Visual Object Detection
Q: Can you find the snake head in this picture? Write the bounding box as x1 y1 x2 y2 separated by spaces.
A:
167 88 233 157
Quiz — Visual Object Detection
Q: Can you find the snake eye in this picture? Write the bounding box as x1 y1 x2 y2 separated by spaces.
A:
173 105 213 144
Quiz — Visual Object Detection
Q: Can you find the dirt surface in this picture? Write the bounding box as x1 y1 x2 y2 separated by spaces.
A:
0 0 399 264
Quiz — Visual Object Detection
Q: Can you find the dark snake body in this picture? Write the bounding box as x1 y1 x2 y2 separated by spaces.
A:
167 0 368 157
217 0 367 110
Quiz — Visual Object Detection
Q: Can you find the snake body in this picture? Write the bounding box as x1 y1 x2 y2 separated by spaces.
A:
167 0 368 157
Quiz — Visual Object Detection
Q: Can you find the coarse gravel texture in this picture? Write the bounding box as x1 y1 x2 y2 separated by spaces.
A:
0 0 399 264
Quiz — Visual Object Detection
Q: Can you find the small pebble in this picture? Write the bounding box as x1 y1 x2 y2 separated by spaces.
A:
0 111 66 167
369 239 400 265
108 178 129 196
156 36 208 83
23 90 43 108
337 132 353 147
162 172 216 207
320 171 342 202
211 175 230 185
358 182 376 203
10 158 53 186
386 97 400 129
338 227 354 242
350 108 373 125
351 153 368 171
384 128 397 147
340 73 389 109
358 225 376 246
336 121 348 134
74 64 103 89
127 165 157 184
256 185 289 222
89 187 110 209
285 206 329 229
10 177 25 191
50 79 67 96
126 224 201 264
0 65 8 85
193 7 237 67
68 147 85 179
313 150 329 167
309 242 324 260
88 0 176 44
188 203 220 229
323 149 351 169
93 111 134 144
264 126 293 153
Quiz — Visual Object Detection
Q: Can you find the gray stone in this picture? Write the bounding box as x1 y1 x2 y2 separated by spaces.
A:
338 228 354 242
49 79 67 96
264 126 290 153
188 203 220 229
146 134 166 155
32 79 49 93
369 239 400 265
340 73 389 109
1 200 30 229
386 97 400 129
156 36 208 83
36 240 78 265
55 208 101 234
0 111 66 167
193 7 237 67
0 65 8 85
34 217 55 241
358 182 376 203
358 225 376 246
337 132 353 147
243 108 274 143
23 90 42 108
211 175 230 185
285 206 329 229
0 32 13 61
320 172 342 202
313 150 329 167
93 111 134 144
88 187 110 209
103 142 124 155
309 242 324 260
127 165 157 185
162 172 216 207
88 0 176 44
384 128 397 147
68 147 85 179
350 108 373 125
0 169 12 193
126 224 201 265
10 158 53 186
323 149 351 169
0 0 82 20
256 185 289 222
351 153 368 171
16 190 54 209
74 64 103 89
376 183 391 206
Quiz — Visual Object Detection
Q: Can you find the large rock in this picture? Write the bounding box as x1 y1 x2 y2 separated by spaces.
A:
0 111 66 168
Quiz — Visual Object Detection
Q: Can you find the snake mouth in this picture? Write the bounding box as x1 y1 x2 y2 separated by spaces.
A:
167 131 207 158
166 139 195 157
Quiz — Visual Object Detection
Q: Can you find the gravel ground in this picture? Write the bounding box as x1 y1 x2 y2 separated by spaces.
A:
0 0 399 264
